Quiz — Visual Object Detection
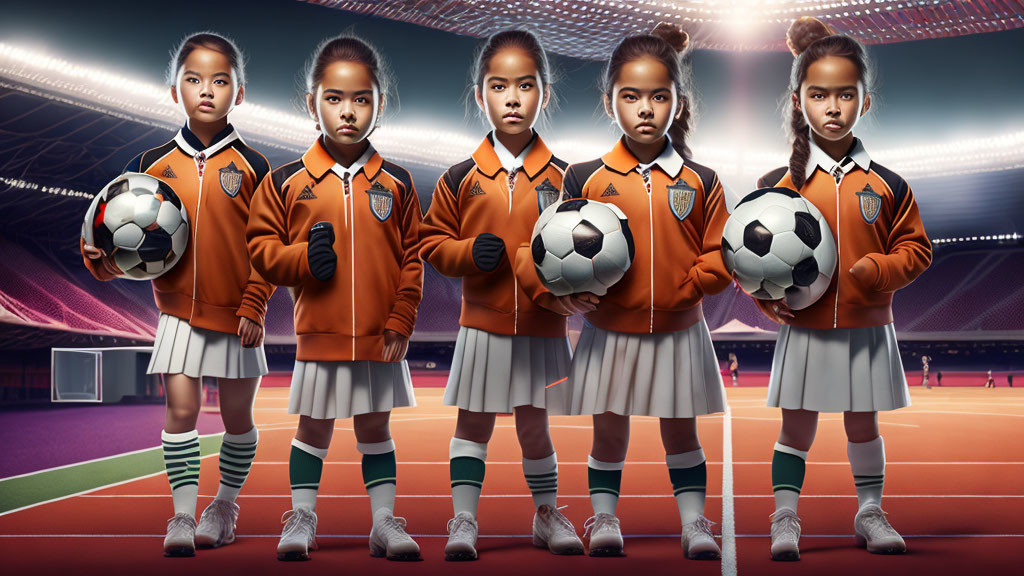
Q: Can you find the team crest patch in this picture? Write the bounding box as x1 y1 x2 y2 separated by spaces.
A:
468 181 486 197
857 184 882 224
667 179 696 220
601 183 619 197
366 181 393 222
535 178 559 212
161 165 177 179
297 185 317 201
219 162 243 198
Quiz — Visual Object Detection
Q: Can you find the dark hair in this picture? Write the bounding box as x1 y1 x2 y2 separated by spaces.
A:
473 29 552 89
168 32 245 85
305 35 392 97
786 17 874 189
602 23 693 159
470 29 554 123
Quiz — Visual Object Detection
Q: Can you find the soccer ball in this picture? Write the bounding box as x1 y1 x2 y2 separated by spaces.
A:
721 187 836 310
82 172 189 280
530 198 634 297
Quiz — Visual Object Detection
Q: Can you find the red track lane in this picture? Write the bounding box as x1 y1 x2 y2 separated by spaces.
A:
2 387 1023 575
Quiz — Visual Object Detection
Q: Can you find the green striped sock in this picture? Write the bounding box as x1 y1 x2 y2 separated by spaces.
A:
215 427 258 502
848 437 885 510
450 437 487 517
162 429 200 517
588 456 624 515
523 453 558 509
290 438 327 511
772 443 808 513
667 449 706 524
359 440 397 513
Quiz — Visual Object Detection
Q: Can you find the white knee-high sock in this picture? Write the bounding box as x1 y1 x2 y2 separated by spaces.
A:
450 437 488 517
848 436 885 511
162 429 201 518
523 452 558 509
215 426 259 502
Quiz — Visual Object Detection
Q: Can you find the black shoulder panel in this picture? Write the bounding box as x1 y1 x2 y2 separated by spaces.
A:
270 160 305 204
130 141 177 174
381 160 414 196
563 159 604 199
550 156 569 172
232 141 271 185
441 158 477 199
757 166 789 189
870 161 909 211
685 158 719 193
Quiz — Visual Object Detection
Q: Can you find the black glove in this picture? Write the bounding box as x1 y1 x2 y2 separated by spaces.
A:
472 233 506 272
307 221 336 282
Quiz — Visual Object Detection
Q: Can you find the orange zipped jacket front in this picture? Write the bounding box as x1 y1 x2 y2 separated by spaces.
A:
246 139 423 362
81 124 274 333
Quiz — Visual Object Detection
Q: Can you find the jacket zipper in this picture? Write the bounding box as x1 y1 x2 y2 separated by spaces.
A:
508 168 519 335
343 173 356 358
191 151 206 310
641 167 654 333
832 170 842 329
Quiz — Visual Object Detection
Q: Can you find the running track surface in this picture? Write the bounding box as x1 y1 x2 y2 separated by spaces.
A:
1 386 1022 575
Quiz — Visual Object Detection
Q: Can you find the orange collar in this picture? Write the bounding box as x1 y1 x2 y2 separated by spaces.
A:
302 138 383 181
471 133 554 180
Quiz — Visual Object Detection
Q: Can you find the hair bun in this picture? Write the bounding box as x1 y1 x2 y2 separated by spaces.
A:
786 17 835 57
651 22 689 53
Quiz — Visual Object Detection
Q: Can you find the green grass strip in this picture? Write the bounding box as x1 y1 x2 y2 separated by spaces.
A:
0 434 222 515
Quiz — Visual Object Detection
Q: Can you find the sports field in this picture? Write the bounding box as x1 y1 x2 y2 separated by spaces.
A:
1 383 1022 575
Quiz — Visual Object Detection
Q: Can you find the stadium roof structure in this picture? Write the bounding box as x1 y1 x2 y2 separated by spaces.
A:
307 0 1024 56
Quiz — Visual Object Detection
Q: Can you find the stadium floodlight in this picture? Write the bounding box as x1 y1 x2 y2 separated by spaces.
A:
2 41 1024 180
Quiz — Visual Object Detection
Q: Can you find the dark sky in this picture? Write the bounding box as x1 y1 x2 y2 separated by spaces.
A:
3 0 1023 150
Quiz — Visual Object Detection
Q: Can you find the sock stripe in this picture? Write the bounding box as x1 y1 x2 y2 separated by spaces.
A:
291 482 320 490
524 471 558 479
451 480 483 488
365 477 397 489
773 484 802 493
673 486 707 495
589 487 620 496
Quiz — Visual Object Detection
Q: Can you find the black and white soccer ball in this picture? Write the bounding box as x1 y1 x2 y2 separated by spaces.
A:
722 187 836 310
531 198 635 297
82 172 189 280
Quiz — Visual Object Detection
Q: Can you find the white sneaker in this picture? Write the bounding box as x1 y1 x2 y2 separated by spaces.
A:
195 499 238 548
583 513 624 557
277 508 318 561
854 504 906 554
770 508 801 561
532 505 584 555
681 516 721 560
369 508 421 561
444 511 479 561
163 513 197 557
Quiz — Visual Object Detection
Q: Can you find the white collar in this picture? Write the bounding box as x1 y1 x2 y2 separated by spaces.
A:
173 124 241 158
806 136 871 182
330 143 376 181
637 138 684 179
491 132 533 173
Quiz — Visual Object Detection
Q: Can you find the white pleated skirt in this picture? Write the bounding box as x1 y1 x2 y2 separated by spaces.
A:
562 320 726 418
146 313 267 379
767 323 910 413
443 326 573 414
289 359 416 420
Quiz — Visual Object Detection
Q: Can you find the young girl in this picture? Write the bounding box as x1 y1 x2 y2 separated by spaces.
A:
419 29 584 561
246 35 423 562
517 23 731 560
82 32 272 557
755 17 931 561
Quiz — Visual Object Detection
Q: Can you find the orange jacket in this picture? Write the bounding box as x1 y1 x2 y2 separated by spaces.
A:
246 139 423 362
516 138 732 334
420 134 569 337
81 124 274 334
756 143 931 329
